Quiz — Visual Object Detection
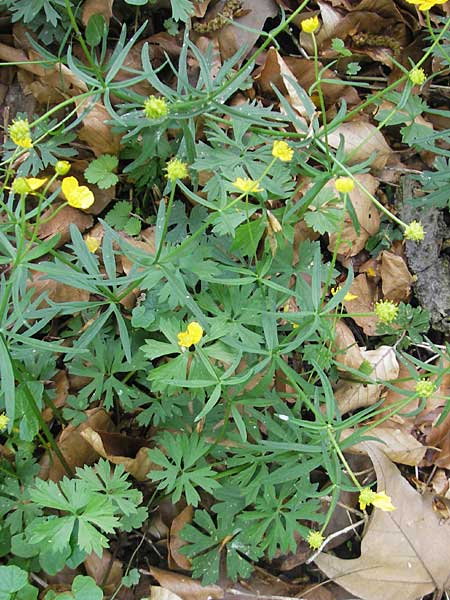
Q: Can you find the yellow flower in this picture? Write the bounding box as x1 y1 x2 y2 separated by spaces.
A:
415 379 435 398
405 0 447 10
301 15 320 34
85 236 100 253
55 160 71 176
233 177 263 194
375 299 399 324
306 530 324 550
177 322 204 348
331 286 358 302
404 220 425 241
61 176 95 210
409 67 426 86
335 177 354 193
359 488 395 511
166 158 189 182
8 118 32 148
144 95 169 119
272 140 294 162
12 177 47 195
0 412 9 432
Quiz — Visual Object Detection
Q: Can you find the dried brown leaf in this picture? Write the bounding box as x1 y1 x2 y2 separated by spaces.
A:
334 345 399 414
80 428 153 480
343 274 378 335
316 443 450 600
380 251 413 303
216 0 278 62
76 100 121 157
29 270 90 305
327 121 391 170
328 174 380 257
38 204 93 247
42 370 69 422
149 567 223 600
39 408 114 481
333 320 364 371
82 0 114 26
169 506 193 571
150 588 182 600
84 550 123 596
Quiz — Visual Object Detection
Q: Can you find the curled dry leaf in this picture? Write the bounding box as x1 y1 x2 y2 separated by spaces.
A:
328 174 380 257
42 370 69 422
380 250 413 303
350 419 426 466
316 443 450 600
334 345 399 414
332 320 364 371
343 273 378 336
29 270 90 306
150 588 182 600
327 121 391 170
82 0 114 26
39 408 113 482
76 100 121 157
38 204 93 247
216 0 278 62
80 427 153 480
149 566 223 600
169 506 193 571
84 550 123 596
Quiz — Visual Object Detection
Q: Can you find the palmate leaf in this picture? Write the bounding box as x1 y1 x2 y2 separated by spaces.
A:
180 510 262 584
84 154 119 189
148 432 221 506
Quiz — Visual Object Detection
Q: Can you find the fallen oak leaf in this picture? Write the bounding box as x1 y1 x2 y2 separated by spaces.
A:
315 443 450 600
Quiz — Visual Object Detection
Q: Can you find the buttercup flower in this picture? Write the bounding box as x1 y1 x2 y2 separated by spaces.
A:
375 299 399 324
359 488 395 511
166 158 189 182
8 118 32 148
0 412 9 432
331 286 358 302
233 177 263 194
12 177 47 195
404 220 425 241
144 95 169 120
307 530 324 550
405 0 447 10
301 15 320 34
272 140 294 162
55 160 71 176
61 177 95 210
409 67 426 86
177 322 204 348
85 236 100 253
415 379 435 398
335 177 355 193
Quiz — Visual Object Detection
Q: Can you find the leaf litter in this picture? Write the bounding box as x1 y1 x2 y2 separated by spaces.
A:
1 0 450 599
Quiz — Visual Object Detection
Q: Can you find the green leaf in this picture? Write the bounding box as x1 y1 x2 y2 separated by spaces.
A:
170 0 194 22
105 200 133 230
85 14 106 47
84 155 119 189
0 565 28 594
331 38 352 57
304 208 342 235
124 216 141 236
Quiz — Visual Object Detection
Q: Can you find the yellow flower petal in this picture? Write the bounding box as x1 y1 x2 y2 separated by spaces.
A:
61 176 94 210
233 177 263 194
177 321 204 348
301 15 320 34
372 491 396 512
85 236 100 253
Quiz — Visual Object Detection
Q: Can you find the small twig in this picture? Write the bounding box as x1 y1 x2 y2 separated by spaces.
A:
227 591 307 600
306 518 366 564
30 573 47 588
